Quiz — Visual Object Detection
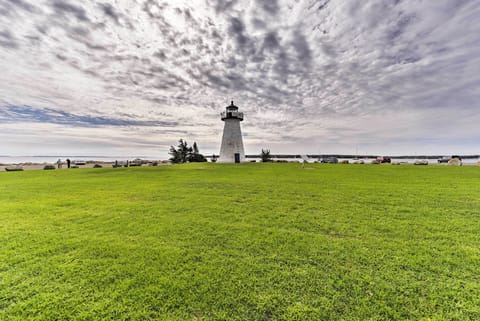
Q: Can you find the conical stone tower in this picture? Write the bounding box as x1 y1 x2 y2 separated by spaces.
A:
218 101 245 163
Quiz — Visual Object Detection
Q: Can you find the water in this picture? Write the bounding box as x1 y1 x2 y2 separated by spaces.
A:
0 156 159 165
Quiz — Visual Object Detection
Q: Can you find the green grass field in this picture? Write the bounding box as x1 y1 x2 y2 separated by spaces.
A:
1 163 479 320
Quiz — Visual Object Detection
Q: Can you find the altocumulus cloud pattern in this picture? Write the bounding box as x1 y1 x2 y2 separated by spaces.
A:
0 0 479 156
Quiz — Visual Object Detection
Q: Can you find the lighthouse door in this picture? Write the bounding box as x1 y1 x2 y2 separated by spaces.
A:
234 153 240 163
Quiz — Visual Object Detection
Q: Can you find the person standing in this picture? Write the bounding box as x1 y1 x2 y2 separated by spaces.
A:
66 159 71 168
57 158 62 169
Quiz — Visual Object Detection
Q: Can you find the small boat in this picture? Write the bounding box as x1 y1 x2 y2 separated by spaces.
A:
5 166 24 171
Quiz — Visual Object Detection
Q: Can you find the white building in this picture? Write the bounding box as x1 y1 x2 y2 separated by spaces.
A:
218 101 245 163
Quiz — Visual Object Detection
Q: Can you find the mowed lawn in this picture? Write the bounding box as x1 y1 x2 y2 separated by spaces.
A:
1 163 480 320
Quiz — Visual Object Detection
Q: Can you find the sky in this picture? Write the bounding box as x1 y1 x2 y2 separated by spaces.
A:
0 0 479 158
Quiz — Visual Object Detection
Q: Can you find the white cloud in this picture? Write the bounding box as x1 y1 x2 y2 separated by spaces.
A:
0 0 479 157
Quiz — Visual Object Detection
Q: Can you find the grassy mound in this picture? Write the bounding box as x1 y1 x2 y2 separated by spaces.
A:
1 163 479 320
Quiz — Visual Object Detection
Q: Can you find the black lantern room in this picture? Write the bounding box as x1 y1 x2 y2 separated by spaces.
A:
221 101 244 121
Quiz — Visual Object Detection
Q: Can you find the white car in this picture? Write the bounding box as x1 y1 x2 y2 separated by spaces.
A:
73 160 86 165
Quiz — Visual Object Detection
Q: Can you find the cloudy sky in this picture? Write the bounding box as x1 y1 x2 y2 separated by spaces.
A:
0 0 479 158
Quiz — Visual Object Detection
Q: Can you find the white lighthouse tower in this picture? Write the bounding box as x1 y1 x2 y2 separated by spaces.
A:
218 101 245 163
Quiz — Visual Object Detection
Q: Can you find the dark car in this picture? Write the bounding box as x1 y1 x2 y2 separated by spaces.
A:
320 157 338 164
376 156 391 163
73 160 86 165
438 156 462 164
437 156 450 163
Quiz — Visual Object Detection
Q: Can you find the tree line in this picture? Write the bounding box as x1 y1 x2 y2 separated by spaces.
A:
169 139 274 163
169 139 209 163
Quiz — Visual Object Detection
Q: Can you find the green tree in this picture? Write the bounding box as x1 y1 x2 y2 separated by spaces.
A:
188 141 207 162
169 139 192 163
169 139 206 163
193 142 199 154
169 145 181 163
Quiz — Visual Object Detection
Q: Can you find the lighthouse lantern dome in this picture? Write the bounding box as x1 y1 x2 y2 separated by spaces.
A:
221 100 244 121
226 101 238 111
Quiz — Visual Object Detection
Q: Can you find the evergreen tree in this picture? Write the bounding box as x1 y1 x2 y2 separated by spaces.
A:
178 139 192 163
169 139 192 163
169 145 182 163
169 139 206 163
188 141 207 162
193 142 199 155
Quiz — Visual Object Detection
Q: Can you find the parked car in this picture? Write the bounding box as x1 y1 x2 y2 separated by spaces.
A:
438 156 462 164
414 159 429 165
130 158 144 166
320 157 338 164
73 160 86 165
376 156 391 163
437 156 450 163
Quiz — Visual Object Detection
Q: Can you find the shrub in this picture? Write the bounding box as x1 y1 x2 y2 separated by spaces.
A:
447 158 462 166
43 164 56 170
93 164 103 168
261 149 272 162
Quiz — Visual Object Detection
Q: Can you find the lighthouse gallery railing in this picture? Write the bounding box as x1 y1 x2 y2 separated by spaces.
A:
221 111 244 120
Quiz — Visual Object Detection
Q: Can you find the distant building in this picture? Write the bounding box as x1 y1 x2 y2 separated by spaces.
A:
218 101 245 163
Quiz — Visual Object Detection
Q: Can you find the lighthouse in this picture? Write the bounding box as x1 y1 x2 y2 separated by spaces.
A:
218 101 245 163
